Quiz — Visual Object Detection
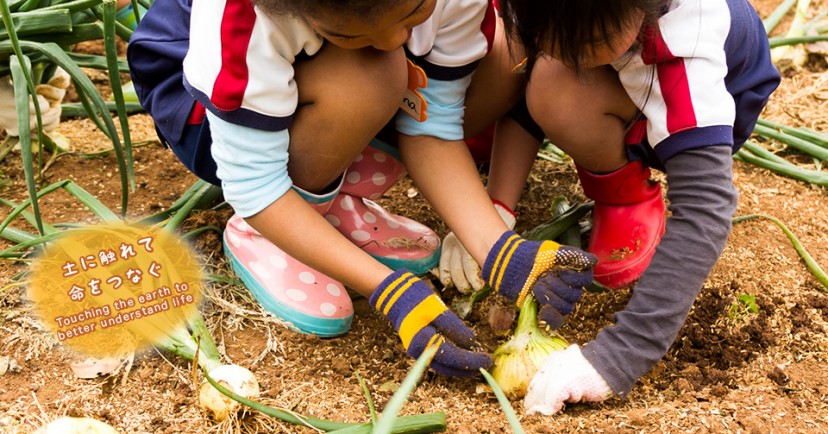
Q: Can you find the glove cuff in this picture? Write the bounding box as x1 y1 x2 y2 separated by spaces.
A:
481 231 538 301
370 269 415 316
370 270 448 340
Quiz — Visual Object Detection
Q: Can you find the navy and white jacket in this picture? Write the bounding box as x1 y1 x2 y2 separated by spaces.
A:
611 0 780 162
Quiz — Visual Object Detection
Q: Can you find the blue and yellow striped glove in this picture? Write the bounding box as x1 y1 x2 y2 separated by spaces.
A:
371 269 493 376
482 231 597 329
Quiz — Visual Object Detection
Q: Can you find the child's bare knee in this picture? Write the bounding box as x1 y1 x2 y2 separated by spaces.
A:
526 79 573 132
350 48 407 116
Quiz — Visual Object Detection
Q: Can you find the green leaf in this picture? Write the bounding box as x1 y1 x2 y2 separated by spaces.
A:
373 344 439 434
0 180 121 239
0 9 72 41
41 0 105 13
10 54 45 234
355 371 377 424
734 148 828 187
67 52 129 72
480 368 525 434
201 371 362 431
61 101 144 118
163 180 217 232
737 294 756 306
101 0 134 195
0 39 134 213
0 197 57 234
0 225 37 244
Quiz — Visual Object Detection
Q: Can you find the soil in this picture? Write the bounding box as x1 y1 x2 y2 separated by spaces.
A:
2 2 828 433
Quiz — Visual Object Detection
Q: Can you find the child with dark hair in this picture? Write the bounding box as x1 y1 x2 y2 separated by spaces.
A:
484 0 781 412
127 0 598 376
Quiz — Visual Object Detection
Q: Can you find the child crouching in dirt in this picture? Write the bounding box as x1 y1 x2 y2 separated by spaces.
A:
127 0 598 376
470 0 781 413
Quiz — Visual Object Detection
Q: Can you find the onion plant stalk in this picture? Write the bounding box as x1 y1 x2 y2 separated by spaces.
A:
770 0 812 67
734 143 828 187
753 123 828 161
490 295 569 399
756 118 828 150
156 306 445 432
763 0 797 34
201 341 447 433
732 214 828 291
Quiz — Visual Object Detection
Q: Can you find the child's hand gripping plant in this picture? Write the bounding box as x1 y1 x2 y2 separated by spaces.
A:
490 294 569 399
489 197 597 399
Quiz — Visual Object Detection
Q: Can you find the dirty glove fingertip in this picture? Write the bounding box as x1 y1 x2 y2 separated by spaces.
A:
428 339 493 375
555 268 595 289
535 272 584 304
556 246 598 269
537 304 566 330
431 311 476 348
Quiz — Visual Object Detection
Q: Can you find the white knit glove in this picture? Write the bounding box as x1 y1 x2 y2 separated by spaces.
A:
438 201 516 293
525 344 613 415
0 67 70 136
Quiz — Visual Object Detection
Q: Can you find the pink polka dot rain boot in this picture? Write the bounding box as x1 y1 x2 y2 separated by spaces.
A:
223 183 353 337
324 139 440 276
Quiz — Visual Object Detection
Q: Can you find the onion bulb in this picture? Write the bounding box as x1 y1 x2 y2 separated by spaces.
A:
36 417 118 434
490 296 568 399
198 364 260 421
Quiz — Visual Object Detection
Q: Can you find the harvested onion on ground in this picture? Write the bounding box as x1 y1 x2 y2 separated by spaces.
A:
152 313 259 421
35 417 118 434
155 313 445 432
490 295 569 399
198 364 260 421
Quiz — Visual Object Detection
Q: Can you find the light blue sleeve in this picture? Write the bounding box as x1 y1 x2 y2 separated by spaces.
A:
207 112 293 218
395 75 472 141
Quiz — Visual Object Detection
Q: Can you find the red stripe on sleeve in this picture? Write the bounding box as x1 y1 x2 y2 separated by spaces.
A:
638 24 675 64
211 0 257 111
640 24 697 134
657 59 697 134
187 101 206 125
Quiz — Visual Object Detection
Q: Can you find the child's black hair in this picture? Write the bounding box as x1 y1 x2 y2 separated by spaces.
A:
252 0 398 25
499 0 665 72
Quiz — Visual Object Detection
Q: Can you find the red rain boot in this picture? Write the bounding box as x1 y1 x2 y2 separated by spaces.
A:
576 161 666 289
465 124 495 164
